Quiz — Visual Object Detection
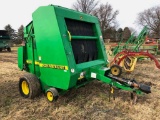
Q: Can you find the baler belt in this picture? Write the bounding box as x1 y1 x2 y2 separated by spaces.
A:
71 39 98 64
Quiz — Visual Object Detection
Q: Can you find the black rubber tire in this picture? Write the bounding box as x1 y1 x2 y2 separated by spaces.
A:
46 88 59 102
19 73 41 99
110 64 122 77
7 47 11 52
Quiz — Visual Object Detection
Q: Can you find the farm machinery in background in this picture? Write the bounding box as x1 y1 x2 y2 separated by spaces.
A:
109 26 160 76
18 5 151 103
110 50 160 76
145 36 160 54
0 30 11 52
110 26 159 55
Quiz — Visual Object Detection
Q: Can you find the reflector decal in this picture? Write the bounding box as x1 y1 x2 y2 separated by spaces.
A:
26 60 68 70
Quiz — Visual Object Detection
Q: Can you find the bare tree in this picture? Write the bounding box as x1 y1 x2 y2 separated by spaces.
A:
122 27 131 41
116 28 123 41
136 6 160 38
93 3 119 38
4 24 16 40
17 25 24 44
72 0 99 14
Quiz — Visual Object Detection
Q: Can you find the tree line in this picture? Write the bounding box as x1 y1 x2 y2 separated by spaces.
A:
4 24 23 44
4 0 160 44
73 0 160 41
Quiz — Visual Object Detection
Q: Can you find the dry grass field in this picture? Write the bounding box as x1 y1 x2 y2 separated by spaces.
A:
0 47 160 120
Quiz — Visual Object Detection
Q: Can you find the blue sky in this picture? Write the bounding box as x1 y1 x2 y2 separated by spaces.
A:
0 0 160 31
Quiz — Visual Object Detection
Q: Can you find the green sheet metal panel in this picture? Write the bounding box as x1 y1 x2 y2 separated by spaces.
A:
18 47 24 70
32 6 70 90
24 22 36 74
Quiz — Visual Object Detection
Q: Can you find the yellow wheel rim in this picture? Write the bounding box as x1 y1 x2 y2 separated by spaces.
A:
111 66 120 76
47 91 54 102
22 81 29 95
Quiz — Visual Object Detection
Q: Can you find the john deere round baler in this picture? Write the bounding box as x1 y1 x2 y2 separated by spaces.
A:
18 5 151 102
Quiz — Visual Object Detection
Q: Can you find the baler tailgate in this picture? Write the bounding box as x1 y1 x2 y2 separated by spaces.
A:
65 18 99 64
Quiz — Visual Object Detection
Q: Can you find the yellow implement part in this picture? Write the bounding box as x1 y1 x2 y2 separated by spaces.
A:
124 56 133 67
67 31 71 41
123 57 137 72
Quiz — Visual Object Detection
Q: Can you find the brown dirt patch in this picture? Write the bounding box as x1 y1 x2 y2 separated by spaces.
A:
0 47 160 120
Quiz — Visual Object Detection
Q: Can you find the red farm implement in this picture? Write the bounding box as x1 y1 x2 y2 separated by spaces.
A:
110 50 160 76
